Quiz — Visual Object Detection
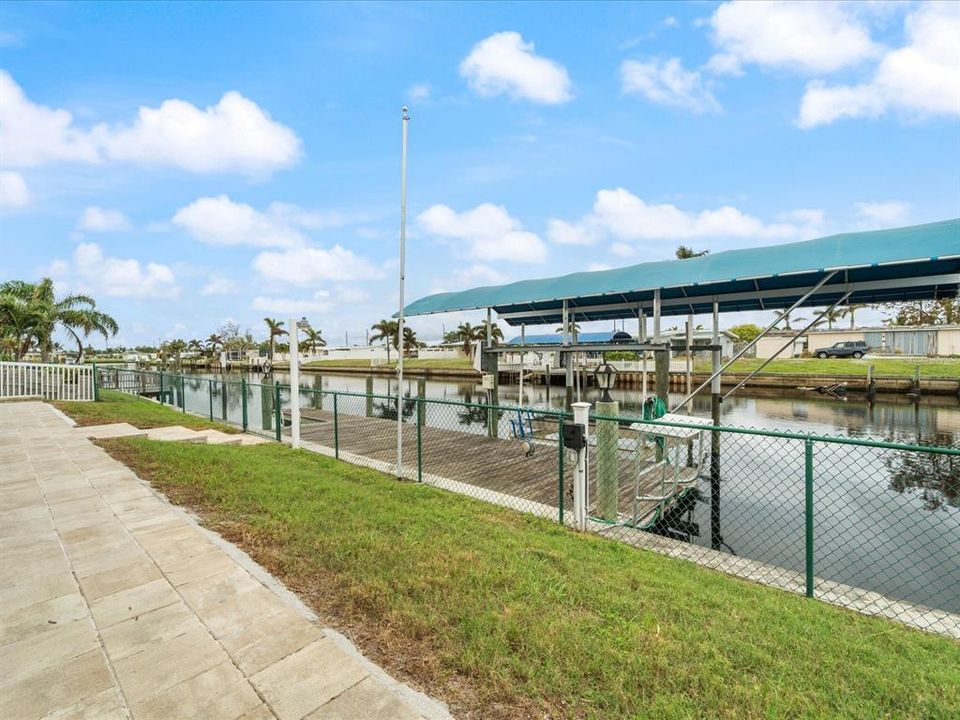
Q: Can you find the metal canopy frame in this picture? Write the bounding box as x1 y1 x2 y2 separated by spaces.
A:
400 219 959 328
494 272 957 327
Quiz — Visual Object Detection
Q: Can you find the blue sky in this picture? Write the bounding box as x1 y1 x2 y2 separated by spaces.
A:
1 1 958 347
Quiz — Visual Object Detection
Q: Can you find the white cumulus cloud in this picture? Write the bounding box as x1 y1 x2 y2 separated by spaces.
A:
103 91 301 175
418 203 547 263
173 195 306 248
854 201 911 228
0 71 300 176
407 83 431 102
621 58 721 113
707 1 879 75
77 206 131 232
547 218 603 246
0 170 30 207
460 31 573 104
253 245 383 285
201 276 236 296
549 188 822 253
798 3 960 128
251 291 335 316
0 71 100 166
49 242 177 298
452 264 511 288
172 196 359 248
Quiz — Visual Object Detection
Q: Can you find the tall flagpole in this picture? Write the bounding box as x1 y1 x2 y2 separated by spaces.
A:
396 106 409 479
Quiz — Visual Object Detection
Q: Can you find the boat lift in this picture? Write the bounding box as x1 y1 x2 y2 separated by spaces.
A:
624 413 711 530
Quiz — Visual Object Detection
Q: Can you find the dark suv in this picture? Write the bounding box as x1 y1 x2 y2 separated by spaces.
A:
815 341 869 359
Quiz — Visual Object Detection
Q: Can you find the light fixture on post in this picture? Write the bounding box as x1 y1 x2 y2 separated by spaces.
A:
296 316 310 331
594 360 618 403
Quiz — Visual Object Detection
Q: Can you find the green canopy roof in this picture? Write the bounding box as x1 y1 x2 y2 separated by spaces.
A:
402 219 960 326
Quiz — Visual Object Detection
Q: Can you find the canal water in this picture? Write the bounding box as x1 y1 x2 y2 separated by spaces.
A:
168 368 959 614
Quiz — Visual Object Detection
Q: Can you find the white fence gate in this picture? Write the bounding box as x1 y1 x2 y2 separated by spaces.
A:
0 361 95 401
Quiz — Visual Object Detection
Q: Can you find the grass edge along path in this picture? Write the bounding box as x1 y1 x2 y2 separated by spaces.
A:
54 389 239 432
96 438 959 720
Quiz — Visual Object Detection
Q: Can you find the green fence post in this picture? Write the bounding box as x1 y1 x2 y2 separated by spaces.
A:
159 373 164 405
804 438 815 599
241 378 248 431
333 393 340 459
274 382 282 442
208 379 214 420
181 375 186 413
558 417 565 525
416 397 423 482
92 363 99 401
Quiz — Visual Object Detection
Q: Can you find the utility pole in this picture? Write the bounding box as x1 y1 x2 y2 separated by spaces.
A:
396 106 410 479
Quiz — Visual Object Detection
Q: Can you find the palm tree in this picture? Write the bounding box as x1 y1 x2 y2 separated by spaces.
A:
205 333 224 356
60 308 118 364
263 318 287 361
842 304 868 329
555 321 581 342
302 327 326 355
403 325 423 353
0 278 118 362
817 306 844 330
676 246 709 259
166 339 187 368
370 319 399 362
451 322 482 357
773 309 807 331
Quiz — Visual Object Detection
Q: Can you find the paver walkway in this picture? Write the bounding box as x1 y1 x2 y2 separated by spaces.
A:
0 401 451 720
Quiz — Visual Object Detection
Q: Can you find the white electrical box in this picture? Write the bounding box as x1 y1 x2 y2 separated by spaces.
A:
481 373 495 390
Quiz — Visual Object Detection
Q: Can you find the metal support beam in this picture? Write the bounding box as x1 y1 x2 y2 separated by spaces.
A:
670 271 838 411
722 290 853 401
653 289 661 340
561 300 569 346
710 298 721 551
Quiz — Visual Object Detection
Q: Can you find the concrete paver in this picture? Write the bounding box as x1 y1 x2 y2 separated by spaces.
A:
0 401 451 720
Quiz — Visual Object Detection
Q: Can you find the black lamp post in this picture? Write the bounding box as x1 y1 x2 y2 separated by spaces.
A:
594 360 618 403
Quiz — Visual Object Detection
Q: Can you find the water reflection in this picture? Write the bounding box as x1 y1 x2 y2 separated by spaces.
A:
886 431 959 512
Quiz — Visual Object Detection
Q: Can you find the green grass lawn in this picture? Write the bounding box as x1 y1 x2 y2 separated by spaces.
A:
304 358 375 368
695 356 960 378
97 437 959 720
305 357 476 371
54 389 239 432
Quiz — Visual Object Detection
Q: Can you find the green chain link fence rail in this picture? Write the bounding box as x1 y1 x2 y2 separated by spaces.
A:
94 366 960 635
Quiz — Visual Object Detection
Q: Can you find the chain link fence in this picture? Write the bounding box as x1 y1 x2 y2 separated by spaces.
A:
93 366 960 636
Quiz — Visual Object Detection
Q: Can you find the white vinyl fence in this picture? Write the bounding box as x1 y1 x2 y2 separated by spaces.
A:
0 361 95 401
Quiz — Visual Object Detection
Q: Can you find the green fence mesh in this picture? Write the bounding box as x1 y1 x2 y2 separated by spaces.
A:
95 367 960 636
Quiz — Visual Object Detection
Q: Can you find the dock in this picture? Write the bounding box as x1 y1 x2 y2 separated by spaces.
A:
288 407 701 534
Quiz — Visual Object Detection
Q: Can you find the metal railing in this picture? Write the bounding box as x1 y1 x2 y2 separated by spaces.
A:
93 366 960 636
0 361 95 401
